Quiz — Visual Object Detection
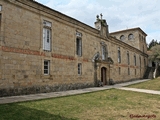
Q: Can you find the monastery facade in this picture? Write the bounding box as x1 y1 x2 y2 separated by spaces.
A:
0 0 148 96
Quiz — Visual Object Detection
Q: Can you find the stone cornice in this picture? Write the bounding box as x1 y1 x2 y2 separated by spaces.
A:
110 27 147 36
14 0 99 34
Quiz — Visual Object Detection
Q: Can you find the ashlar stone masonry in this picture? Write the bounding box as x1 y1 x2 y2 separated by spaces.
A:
0 0 148 97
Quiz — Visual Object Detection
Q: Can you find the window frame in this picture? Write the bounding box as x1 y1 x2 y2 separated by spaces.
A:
127 51 130 65
120 35 125 41
139 56 141 68
0 5 2 11
76 37 82 56
119 67 121 75
78 63 82 75
102 45 108 60
144 58 146 68
134 54 136 66
128 67 130 75
43 20 52 51
44 60 50 75
139 34 141 41
128 34 134 40
118 47 121 63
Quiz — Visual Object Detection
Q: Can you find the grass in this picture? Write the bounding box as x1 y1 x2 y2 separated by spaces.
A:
128 77 160 91
0 89 160 120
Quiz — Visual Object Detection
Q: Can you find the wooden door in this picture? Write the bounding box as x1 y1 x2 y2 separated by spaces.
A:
101 67 107 85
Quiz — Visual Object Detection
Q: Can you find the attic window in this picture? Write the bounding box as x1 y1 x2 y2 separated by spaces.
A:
128 34 134 40
120 35 125 41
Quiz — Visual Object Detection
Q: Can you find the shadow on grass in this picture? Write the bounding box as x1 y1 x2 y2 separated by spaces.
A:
0 103 77 120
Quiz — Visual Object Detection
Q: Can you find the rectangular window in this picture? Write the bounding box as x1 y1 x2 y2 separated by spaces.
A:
119 67 121 75
135 69 136 75
127 51 130 65
140 56 141 68
0 5 2 11
0 14 1 31
43 20 51 51
134 55 136 66
102 45 107 60
44 60 50 75
128 67 130 75
76 38 82 56
144 58 146 67
78 63 82 75
118 47 121 63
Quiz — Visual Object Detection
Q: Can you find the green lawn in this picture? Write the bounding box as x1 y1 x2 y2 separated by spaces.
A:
0 89 160 120
128 78 160 91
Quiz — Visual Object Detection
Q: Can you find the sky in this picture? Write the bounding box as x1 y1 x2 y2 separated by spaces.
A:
35 0 160 44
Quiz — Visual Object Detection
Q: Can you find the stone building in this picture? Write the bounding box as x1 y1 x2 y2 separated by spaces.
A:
0 0 148 96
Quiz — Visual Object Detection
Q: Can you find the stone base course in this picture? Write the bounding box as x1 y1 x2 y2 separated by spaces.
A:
0 83 94 97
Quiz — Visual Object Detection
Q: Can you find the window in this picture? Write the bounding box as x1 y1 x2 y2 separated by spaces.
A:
144 37 146 42
102 45 108 60
144 59 146 67
134 54 136 66
0 14 1 31
128 67 130 75
139 34 141 41
78 63 82 75
120 35 125 41
139 56 141 68
43 20 52 51
135 69 136 75
141 36 143 41
127 51 130 65
76 38 82 56
128 34 134 40
118 47 121 63
44 60 50 75
0 5 2 11
119 67 121 75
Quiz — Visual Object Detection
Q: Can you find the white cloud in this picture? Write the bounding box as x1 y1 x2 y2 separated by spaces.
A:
36 0 160 44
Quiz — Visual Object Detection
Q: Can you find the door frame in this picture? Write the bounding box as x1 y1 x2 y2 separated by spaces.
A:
101 67 107 85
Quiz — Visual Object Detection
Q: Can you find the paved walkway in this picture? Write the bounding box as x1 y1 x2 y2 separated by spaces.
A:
0 79 157 104
117 87 160 95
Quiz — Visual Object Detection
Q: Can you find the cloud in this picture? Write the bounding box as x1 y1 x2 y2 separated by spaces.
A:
36 0 160 44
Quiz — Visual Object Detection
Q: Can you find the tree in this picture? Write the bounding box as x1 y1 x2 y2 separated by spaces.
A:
148 45 160 61
148 39 159 50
